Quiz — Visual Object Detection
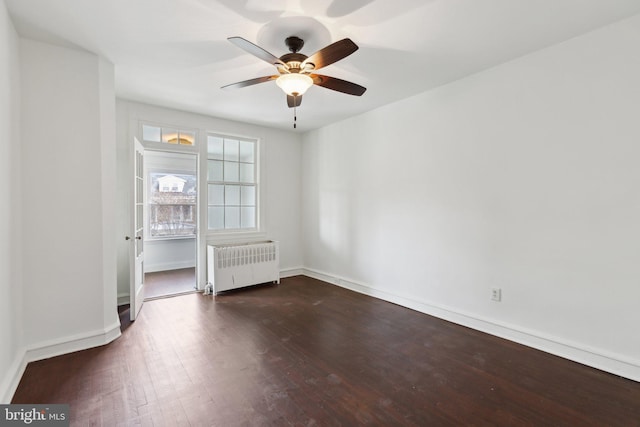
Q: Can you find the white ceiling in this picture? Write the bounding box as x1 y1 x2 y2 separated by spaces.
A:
6 0 640 131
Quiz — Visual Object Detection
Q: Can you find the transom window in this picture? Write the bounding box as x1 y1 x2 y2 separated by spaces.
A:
142 124 196 146
207 134 257 231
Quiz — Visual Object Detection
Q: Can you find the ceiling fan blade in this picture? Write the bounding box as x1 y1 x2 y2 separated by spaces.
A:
301 38 359 71
287 94 302 108
228 37 286 67
221 75 278 90
311 74 367 96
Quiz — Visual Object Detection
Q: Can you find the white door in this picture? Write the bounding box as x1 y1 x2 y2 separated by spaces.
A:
129 137 145 320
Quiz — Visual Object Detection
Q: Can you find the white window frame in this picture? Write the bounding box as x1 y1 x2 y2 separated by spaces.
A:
206 133 262 236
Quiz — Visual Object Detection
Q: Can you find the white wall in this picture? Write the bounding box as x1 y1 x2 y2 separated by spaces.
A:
302 16 640 380
19 39 120 358
116 100 303 299
0 0 23 403
98 56 118 340
145 239 196 273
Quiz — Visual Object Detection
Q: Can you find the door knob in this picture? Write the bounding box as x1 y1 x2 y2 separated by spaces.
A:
125 236 142 240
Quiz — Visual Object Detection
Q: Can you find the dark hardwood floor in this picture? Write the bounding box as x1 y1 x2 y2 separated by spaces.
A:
144 267 196 300
12 276 640 426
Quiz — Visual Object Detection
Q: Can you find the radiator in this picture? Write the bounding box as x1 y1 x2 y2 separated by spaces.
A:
207 240 280 294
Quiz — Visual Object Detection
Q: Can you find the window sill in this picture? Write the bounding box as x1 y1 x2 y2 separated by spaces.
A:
145 235 197 243
206 230 268 246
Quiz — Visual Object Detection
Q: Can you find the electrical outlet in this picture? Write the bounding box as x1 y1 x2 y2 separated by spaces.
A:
491 287 502 302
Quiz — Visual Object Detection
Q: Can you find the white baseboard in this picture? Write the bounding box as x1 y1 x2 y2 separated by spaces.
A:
145 261 195 273
117 293 130 306
0 322 122 403
280 266 304 278
302 267 640 383
0 349 27 404
24 322 122 364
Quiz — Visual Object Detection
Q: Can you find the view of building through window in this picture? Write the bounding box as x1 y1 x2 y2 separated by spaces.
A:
148 172 197 237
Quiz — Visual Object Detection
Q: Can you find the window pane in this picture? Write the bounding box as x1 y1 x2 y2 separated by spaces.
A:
207 136 224 159
142 125 161 142
207 134 259 232
224 139 239 161
224 161 239 182
208 184 224 205
225 185 240 205
178 130 195 146
241 207 256 228
241 186 255 206
148 172 197 238
207 160 223 181
162 128 180 144
136 205 143 230
208 207 224 230
240 141 254 163
239 163 254 183
225 207 240 229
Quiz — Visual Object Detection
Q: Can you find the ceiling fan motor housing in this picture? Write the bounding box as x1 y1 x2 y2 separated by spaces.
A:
279 53 307 72
281 37 310 73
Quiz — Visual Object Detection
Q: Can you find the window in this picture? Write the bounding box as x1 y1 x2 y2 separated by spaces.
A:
142 124 196 146
207 134 257 231
148 172 197 238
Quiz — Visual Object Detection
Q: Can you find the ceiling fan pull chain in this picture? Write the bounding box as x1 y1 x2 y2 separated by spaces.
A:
293 94 298 129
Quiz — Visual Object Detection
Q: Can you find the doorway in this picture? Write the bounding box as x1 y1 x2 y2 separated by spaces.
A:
143 150 198 300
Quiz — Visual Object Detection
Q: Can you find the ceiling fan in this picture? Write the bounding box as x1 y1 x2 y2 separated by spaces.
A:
222 36 367 111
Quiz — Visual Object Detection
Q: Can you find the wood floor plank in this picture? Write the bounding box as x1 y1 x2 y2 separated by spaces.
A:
12 276 640 426
144 267 196 300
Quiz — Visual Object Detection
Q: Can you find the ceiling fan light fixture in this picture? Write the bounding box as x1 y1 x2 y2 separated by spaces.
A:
276 73 313 96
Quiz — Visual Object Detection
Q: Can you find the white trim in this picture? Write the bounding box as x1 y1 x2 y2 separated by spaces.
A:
117 293 130 306
280 267 304 278
205 133 265 235
302 267 640 383
0 349 27 404
24 322 121 363
0 323 121 403
206 231 268 246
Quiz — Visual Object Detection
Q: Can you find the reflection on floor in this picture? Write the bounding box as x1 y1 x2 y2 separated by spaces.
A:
144 267 196 300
